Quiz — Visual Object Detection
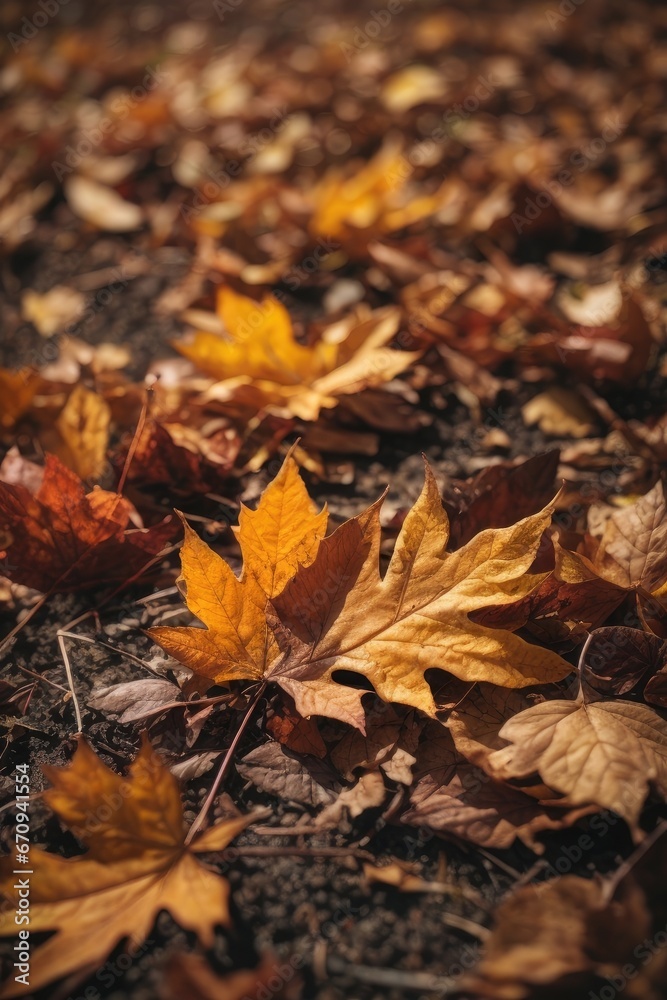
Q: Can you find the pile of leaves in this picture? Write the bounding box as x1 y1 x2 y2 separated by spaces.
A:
2 0 667 997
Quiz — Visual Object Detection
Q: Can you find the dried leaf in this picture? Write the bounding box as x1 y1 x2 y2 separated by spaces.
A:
403 723 582 851
463 874 651 998
0 453 173 593
21 285 85 338
89 678 182 723
177 288 418 421
237 741 340 808
490 693 667 835
65 175 143 231
153 458 570 730
582 626 667 708
54 384 111 480
0 737 257 997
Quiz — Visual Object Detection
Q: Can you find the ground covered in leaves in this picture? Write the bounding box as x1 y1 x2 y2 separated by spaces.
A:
2 0 667 998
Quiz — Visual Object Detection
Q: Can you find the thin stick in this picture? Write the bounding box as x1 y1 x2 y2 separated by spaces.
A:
125 692 234 723
135 586 179 604
184 681 266 845
57 630 161 674
601 820 667 904
17 664 70 694
231 845 377 862
117 386 152 495
325 954 457 991
0 592 49 653
57 631 83 734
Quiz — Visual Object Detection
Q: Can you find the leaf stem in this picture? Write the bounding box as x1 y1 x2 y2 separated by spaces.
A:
117 385 152 495
184 680 267 845
57 630 84 733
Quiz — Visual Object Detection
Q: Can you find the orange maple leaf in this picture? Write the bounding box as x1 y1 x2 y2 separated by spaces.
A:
151 456 571 729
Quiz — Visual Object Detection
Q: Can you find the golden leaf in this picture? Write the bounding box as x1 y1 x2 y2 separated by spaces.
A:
152 458 571 730
0 737 256 997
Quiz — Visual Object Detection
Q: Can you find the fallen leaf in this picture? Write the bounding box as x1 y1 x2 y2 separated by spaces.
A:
447 683 533 771
177 288 418 421
89 678 183 723
522 387 599 438
237 741 340 808
21 285 85 338
65 175 144 231
53 384 111 480
270 463 571 727
381 65 446 112
330 701 422 782
153 458 570 730
403 722 582 851
443 451 560 549
150 451 327 690
311 141 454 246
314 771 386 828
0 368 39 430
266 699 328 759
489 691 667 835
0 453 173 593
0 736 258 997
115 419 241 493
581 626 667 708
586 479 667 593
462 874 651 998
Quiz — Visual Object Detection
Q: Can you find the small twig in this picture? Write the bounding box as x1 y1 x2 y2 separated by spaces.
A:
57 630 160 675
0 592 49 653
185 681 267 845
134 586 179 604
601 820 667 904
0 791 44 815
477 848 522 881
127 692 234 723
16 664 70 694
117 387 152 495
57 631 83 733
325 954 458 992
231 845 377 862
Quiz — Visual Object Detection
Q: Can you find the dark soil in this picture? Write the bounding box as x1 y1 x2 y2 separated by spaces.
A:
2 0 667 997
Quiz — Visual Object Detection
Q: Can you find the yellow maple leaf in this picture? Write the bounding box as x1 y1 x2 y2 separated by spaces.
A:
174 287 418 421
0 737 256 997
151 452 327 683
151 458 571 730
310 141 452 246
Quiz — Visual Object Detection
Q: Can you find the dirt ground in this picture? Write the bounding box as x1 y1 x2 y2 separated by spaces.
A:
2 0 667 997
